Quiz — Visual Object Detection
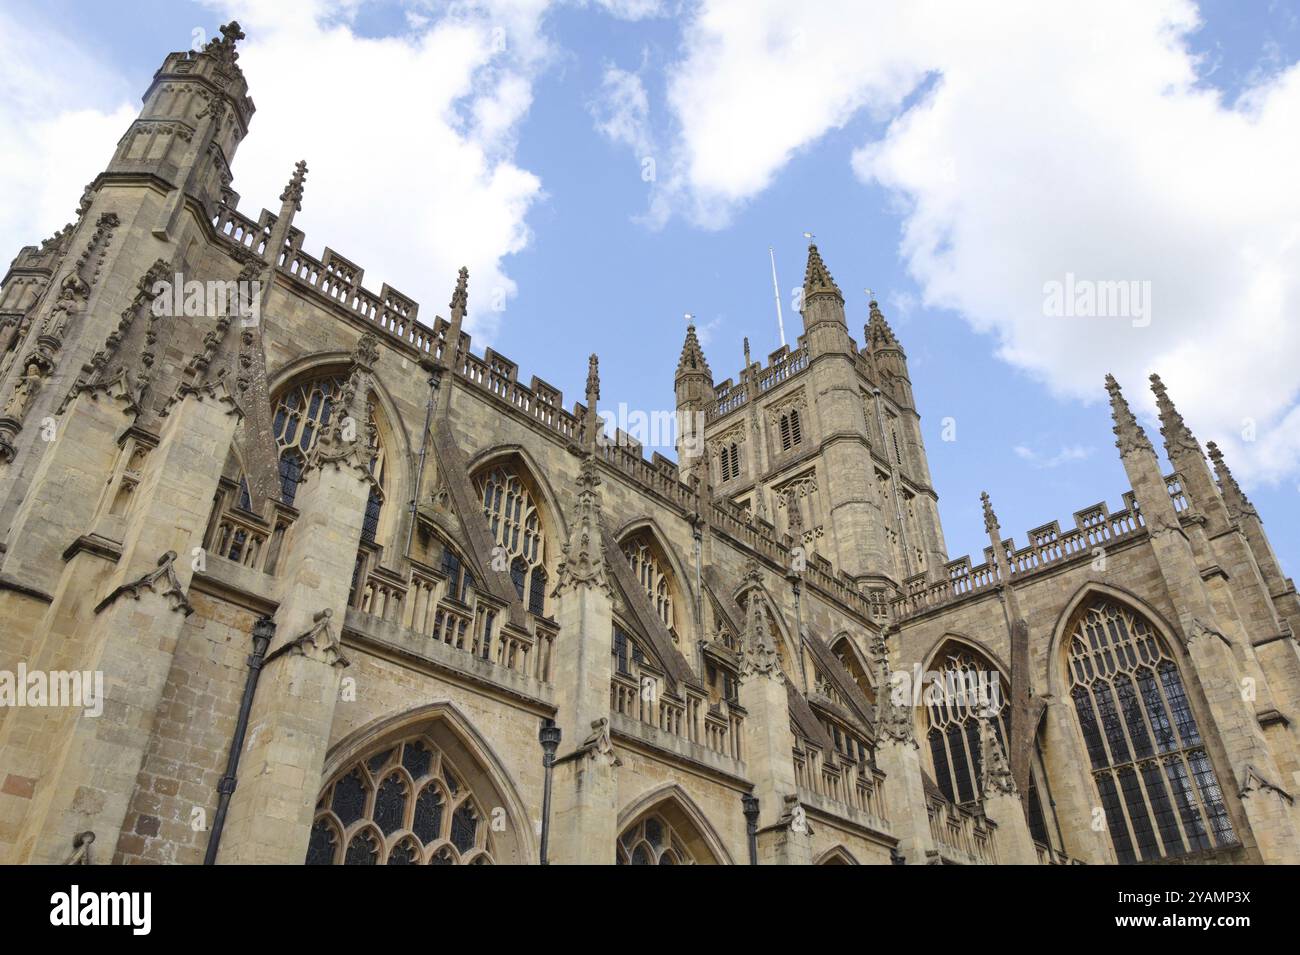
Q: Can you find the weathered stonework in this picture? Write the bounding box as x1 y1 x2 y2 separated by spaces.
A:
0 20 1297 867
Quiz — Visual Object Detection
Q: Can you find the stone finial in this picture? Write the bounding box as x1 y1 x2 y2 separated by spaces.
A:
586 353 600 407
980 491 1000 535
873 638 915 746
1149 373 1201 459
802 243 843 305
279 160 308 212
1104 374 1154 457
552 455 610 596
204 21 245 69
866 298 900 351
743 336 752 367
309 333 379 475
979 718 1017 797
1206 441 1257 519
676 322 711 378
449 266 468 318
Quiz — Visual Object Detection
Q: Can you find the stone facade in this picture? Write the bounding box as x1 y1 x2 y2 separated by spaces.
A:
1 23 1298 866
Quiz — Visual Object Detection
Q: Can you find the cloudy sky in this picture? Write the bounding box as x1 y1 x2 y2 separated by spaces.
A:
3 0 1298 576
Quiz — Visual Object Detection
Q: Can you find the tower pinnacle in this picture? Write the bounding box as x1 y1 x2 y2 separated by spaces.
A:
676 322 710 378
866 298 901 352
279 160 308 212
1105 374 1154 457
1206 441 1257 519
802 243 843 305
1149 373 1200 458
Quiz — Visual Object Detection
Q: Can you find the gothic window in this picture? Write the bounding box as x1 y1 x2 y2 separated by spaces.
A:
476 464 547 616
617 813 696 865
923 645 1010 805
718 442 742 482
440 546 473 604
307 735 494 865
621 533 678 641
778 408 803 452
612 623 647 676
272 373 386 540
1065 597 1236 863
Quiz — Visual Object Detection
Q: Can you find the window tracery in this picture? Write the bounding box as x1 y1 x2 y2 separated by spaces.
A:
621 533 677 641
476 464 547 616
923 645 1009 805
307 735 494 865
1066 597 1236 862
616 813 696 865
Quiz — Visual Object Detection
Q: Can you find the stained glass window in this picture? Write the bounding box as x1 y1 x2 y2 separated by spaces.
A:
476 465 547 616
306 734 494 865
616 813 696 865
1065 597 1236 862
923 646 1010 806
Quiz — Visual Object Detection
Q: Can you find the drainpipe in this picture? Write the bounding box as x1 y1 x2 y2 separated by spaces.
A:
204 614 276 865
405 367 443 556
538 719 561 865
742 793 760 864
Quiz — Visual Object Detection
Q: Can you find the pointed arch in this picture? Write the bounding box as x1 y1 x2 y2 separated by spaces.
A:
919 636 1011 806
920 632 1011 683
315 701 535 864
1053 588 1237 863
614 516 698 645
829 631 876 701
814 845 860 865
616 783 734 865
466 444 568 542
1046 581 1184 698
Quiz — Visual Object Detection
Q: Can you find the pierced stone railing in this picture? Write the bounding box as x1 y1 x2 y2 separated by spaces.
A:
893 491 1148 622
610 666 741 760
793 744 889 823
927 795 997 864
202 481 292 575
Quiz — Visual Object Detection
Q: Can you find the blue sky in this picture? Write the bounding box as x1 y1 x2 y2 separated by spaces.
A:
2 0 1298 579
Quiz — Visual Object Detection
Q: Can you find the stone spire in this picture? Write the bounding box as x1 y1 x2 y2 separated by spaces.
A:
980 490 999 536
676 322 711 378
443 267 468 371
279 160 308 212
1149 373 1201 459
449 266 468 320
1104 374 1154 457
979 718 1017 796
585 354 601 449
866 298 900 352
802 243 843 305
202 21 246 71
1206 441 1257 519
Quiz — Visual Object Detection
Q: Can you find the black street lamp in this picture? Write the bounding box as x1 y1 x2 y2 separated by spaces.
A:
742 793 760 865
538 718 561 865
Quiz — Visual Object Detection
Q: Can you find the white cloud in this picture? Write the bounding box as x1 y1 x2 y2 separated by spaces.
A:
204 0 552 343
1013 444 1094 470
645 0 1300 487
0 11 137 267
0 1 553 348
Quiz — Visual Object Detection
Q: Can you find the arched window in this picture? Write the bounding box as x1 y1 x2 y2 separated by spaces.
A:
307 734 494 865
476 464 547 616
778 408 803 451
923 645 1009 805
718 442 743 483
617 813 696 865
621 533 678 642
272 374 387 542
1065 597 1235 863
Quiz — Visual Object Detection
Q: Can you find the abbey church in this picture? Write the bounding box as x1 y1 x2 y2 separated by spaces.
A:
1 22 1297 866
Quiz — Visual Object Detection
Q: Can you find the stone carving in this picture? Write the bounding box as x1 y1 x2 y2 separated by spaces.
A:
979 717 1017 797
552 455 610 596
94 551 193 617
